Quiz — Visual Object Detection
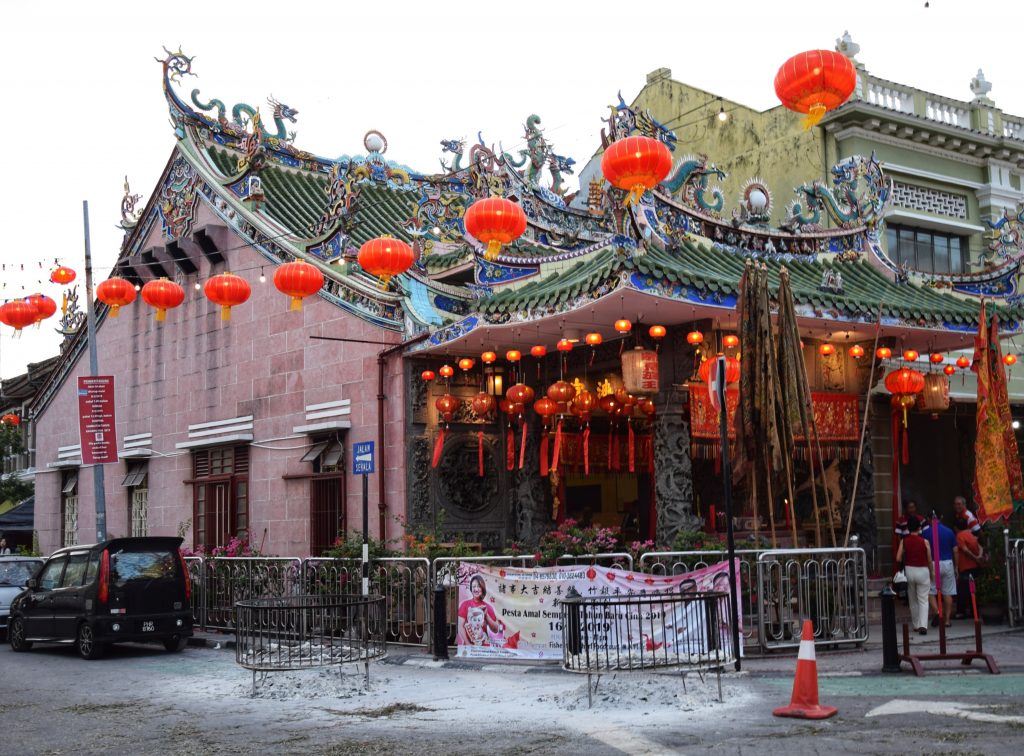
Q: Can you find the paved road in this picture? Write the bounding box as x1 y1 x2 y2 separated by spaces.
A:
2 631 1023 755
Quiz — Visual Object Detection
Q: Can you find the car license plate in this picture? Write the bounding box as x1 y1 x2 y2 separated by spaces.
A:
142 621 155 632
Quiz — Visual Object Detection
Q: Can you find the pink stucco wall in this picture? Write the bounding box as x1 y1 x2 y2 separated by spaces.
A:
33 205 407 557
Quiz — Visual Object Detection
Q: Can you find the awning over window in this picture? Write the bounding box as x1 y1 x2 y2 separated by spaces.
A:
121 461 148 488
61 471 79 494
300 440 329 463
301 440 343 469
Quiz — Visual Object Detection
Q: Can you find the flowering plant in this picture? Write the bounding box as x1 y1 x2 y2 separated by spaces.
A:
535 519 623 565
671 529 728 553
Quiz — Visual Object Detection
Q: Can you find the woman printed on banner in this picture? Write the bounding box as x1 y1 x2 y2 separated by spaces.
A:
457 573 507 646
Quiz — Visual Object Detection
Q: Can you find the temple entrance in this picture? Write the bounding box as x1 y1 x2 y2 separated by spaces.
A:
563 471 654 542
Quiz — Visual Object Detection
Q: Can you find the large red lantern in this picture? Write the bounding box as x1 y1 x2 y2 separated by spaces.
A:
204 272 251 321
464 197 527 262
1 413 19 426
2 300 41 333
50 265 76 285
884 367 925 426
533 397 558 424
27 293 57 324
96 277 137 317
601 135 673 205
141 278 185 322
357 235 415 288
274 260 324 310
471 392 496 417
622 347 660 395
547 380 576 405
698 355 741 385
571 390 597 421
435 394 461 423
506 383 535 405
774 49 857 128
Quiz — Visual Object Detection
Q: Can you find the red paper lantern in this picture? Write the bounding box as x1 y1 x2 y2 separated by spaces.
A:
571 390 597 421
439 364 455 379
481 351 497 364
27 293 57 323
505 350 521 363
638 398 656 417
556 338 573 353
774 49 857 128
585 332 603 346
458 357 475 371
464 197 527 261
274 260 324 310
943 365 956 376
1005 354 1018 366
648 325 666 340
614 319 632 334
97 277 137 317
50 265 76 285
885 367 925 426
614 387 638 406
903 349 919 362
533 397 558 422
141 279 185 322
598 395 620 415
819 343 835 356
956 356 971 369
848 345 865 359
686 330 704 345
1 413 20 426
698 355 741 385
421 370 436 382
547 380 576 405
506 383 535 405
471 392 496 417
529 345 547 359
876 347 893 360
357 235 415 288
600 135 673 205
929 353 944 365
435 394 461 423
204 272 251 321
723 334 740 348
1 301 41 333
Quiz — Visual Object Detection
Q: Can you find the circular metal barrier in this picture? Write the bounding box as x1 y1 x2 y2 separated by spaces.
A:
235 594 387 692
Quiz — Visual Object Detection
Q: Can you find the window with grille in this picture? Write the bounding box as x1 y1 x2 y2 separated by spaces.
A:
884 224 966 274
60 470 79 547
192 445 250 550
122 462 149 537
304 437 345 556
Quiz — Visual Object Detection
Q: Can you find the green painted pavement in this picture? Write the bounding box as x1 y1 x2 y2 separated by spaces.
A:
761 672 1024 697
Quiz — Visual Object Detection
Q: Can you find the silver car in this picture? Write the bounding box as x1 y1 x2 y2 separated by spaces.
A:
0 556 43 639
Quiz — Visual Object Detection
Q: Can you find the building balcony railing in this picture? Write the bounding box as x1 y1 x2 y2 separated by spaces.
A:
926 98 970 129
864 80 914 114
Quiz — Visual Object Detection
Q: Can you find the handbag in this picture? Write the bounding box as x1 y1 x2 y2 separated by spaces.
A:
892 569 907 584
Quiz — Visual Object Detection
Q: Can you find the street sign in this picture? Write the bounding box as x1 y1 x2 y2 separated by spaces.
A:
352 441 375 474
77 376 118 465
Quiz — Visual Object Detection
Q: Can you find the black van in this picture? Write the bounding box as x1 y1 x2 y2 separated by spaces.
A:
7 536 193 659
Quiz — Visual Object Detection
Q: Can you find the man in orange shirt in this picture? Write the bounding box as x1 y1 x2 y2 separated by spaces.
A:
954 516 984 619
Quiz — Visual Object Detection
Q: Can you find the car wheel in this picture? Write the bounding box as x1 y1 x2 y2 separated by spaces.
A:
8 617 32 652
76 622 105 660
163 635 188 653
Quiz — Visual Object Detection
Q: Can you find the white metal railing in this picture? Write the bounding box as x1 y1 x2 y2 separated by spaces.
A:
1004 119 1024 141
865 81 913 113
926 99 969 128
1007 532 1023 627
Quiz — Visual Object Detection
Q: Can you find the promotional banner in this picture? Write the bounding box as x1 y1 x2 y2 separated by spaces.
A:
455 560 741 661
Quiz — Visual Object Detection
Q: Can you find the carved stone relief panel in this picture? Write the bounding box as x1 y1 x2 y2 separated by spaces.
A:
654 407 698 546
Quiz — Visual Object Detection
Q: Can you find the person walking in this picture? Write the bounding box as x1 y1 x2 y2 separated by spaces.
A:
954 516 984 619
923 515 959 627
895 516 933 634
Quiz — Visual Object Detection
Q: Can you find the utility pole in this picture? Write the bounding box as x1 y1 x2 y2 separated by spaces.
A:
82 200 107 542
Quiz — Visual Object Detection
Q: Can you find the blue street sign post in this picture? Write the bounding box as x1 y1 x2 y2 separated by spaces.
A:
353 441 375 596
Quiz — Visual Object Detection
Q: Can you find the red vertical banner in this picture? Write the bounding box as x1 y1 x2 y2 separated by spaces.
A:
77 376 118 465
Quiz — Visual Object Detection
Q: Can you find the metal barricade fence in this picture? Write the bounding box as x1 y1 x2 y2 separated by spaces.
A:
555 552 633 571
184 556 205 629
302 557 431 645
638 550 760 646
201 557 304 631
1006 532 1024 627
756 547 868 651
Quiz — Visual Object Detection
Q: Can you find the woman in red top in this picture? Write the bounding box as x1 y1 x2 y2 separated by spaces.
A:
896 516 934 634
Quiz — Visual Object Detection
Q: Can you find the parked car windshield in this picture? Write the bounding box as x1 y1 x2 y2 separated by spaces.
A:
109 550 177 586
0 560 39 586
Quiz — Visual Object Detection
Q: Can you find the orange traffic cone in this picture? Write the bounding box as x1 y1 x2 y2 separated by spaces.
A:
772 619 837 720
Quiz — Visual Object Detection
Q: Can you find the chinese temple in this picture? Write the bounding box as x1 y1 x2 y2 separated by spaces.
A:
24 48 1024 565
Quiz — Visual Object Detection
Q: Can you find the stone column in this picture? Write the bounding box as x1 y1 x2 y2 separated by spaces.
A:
654 403 699 547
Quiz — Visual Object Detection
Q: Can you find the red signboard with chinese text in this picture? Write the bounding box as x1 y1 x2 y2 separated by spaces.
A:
78 376 118 465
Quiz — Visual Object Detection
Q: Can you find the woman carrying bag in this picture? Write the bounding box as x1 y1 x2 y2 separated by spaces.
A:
895 516 934 634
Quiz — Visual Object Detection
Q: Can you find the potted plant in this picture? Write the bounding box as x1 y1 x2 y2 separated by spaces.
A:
973 567 1007 624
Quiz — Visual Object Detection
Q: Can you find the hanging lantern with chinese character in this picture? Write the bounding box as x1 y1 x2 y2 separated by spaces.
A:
622 346 659 395
774 49 857 128
357 235 415 288
273 260 324 311
97 277 137 317
204 272 251 321
464 197 528 261
600 134 673 205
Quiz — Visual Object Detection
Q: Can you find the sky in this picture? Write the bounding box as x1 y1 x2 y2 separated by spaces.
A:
1 0 1022 380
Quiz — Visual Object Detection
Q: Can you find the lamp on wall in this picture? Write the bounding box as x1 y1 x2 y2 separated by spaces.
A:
486 366 505 397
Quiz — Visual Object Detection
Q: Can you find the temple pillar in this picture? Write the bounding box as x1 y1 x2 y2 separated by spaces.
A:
654 403 699 546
